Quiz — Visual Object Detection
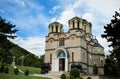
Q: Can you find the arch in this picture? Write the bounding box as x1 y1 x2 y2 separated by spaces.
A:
57 51 66 58
53 47 69 59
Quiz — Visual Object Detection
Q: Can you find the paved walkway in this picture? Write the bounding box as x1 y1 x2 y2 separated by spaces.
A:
30 72 66 79
30 74 60 79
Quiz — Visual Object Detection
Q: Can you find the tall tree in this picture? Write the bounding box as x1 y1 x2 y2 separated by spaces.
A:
0 16 18 63
101 9 120 76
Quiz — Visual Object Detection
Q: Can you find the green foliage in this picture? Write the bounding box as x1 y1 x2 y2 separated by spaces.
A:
87 76 92 79
104 56 118 76
70 67 80 78
93 64 98 75
69 75 75 79
0 64 5 73
60 73 66 79
14 68 19 75
25 69 29 76
101 9 120 76
5 67 9 74
78 76 83 79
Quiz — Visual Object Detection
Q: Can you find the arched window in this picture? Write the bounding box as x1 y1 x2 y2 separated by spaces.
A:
84 25 86 32
73 21 75 29
77 21 79 29
50 54 52 63
100 58 103 66
51 25 53 32
90 55 92 65
56 25 58 33
59 38 64 46
72 52 74 62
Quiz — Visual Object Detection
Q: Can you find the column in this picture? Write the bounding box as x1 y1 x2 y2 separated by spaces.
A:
65 58 68 71
75 20 77 28
53 24 56 32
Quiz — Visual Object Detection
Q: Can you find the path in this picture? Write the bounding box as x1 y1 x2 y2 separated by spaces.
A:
30 71 67 79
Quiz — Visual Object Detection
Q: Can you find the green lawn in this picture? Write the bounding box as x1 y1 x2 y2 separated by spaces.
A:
0 73 51 79
17 65 41 74
5 64 41 74
0 64 51 79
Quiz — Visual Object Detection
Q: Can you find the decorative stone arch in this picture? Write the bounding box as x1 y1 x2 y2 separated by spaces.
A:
53 47 69 59
52 47 69 71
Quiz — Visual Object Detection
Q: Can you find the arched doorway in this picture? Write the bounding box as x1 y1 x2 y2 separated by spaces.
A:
52 48 68 72
57 51 66 71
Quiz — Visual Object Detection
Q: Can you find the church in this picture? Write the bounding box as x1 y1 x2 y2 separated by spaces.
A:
45 16 105 74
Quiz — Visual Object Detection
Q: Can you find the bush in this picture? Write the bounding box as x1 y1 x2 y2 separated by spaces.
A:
69 75 75 79
5 67 9 74
70 67 80 78
0 64 5 73
25 69 29 76
78 76 83 79
87 76 92 79
14 68 19 75
93 64 98 75
61 73 66 79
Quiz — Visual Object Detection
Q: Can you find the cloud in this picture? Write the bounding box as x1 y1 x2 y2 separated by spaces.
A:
14 0 25 7
96 37 112 55
10 36 45 56
50 0 120 55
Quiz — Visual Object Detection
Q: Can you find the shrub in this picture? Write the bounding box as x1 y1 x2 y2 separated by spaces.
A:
69 75 75 79
78 76 83 79
93 64 98 75
87 76 92 79
0 64 5 73
14 68 19 75
5 67 9 74
70 67 80 78
25 69 29 76
61 73 66 79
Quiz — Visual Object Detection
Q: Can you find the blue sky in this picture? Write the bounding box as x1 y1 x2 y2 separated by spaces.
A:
0 0 120 56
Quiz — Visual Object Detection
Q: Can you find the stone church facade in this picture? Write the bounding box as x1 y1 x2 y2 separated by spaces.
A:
45 16 105 74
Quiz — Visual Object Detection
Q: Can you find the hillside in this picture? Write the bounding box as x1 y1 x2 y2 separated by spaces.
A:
0 40 31 58
9 44 31 57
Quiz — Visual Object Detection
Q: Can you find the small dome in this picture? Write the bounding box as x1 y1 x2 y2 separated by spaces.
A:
69 16 81 22
48 21 63 33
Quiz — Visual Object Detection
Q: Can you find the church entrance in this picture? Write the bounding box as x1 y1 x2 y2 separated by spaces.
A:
59 58 65 71
52 49 68 72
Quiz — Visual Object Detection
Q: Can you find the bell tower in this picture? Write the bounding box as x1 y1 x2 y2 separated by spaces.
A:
48 21 63 33
68 16 92 33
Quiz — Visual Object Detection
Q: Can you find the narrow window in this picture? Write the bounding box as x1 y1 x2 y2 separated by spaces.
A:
50 54 52 63
84 25 86 32
59 38 64 46
72 52 74 62
51 25 53 32
73 21 75 29
77 21 79 29
56 25 58 33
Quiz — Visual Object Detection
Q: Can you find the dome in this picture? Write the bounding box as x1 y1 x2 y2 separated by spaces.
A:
48 21 63 33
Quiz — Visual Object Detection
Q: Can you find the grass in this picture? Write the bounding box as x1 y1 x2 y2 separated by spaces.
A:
0 73 51 79
0 64 51 79
5 64 41 74
18 65 41 74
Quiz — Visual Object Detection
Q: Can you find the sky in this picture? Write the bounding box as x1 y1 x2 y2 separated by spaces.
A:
0 0 120 56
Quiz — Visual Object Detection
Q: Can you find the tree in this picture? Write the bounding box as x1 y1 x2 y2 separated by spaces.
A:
0 16 18 63
101 9 120 76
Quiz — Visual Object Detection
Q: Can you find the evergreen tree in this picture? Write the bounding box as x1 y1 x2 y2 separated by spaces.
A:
101 9 120 76
0 16 18 63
